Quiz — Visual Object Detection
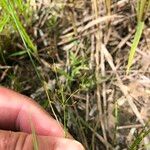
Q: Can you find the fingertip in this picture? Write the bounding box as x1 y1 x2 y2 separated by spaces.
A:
54 139 85 150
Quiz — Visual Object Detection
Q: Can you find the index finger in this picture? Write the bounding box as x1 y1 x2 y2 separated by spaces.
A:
0 86 64 137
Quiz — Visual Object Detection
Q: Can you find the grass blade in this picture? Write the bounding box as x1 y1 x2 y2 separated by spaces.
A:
0 0 37 54
126 21 144 74
31 125 39 150
129 127 150 150
29 112 39 150
0 14 9 32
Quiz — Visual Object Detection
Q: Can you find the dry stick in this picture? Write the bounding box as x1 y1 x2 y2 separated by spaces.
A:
102 43 145 126
92 120 99 150
85 93 89 121
117 124 143 130
0 65 11 69
112 30 134 55
92 0 108 148
74 107 89 148
58 15 124 46
88 34 95 122
89 34 95 69
59 28 99 46
102 44 150 147
62 9 106 35
60 15 117 40
106 70 150 73
111 0 129 9
86 123 113 149
81 15 117 32
101 47 108 133
79 112 113 149
0 68 9 81
62 0 127 35
102 2 112 133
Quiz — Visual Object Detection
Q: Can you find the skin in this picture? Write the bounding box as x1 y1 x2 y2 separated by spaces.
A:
0 86 84 150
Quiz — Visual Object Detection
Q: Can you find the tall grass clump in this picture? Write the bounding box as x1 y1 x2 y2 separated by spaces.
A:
0 0 42 80
0 0 37 54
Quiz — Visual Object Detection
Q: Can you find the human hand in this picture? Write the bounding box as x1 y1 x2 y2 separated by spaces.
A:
0 86 84 150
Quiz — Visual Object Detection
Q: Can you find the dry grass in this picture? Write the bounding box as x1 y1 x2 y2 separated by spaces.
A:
0 0 150 149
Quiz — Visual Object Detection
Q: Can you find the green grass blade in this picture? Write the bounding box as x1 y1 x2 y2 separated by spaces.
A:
129 128 150 150
9 50 27 57
0 0 37 54
29 117 39 150
0 14 9 32
31 125 39 150
126 21 144 74
13 0 24 11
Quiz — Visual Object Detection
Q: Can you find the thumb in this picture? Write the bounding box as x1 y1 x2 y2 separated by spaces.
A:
0 130 84 150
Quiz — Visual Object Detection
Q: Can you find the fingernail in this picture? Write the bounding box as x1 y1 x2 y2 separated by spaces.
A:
55 139 84 150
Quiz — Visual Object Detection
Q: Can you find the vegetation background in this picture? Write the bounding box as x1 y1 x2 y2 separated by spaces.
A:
0 0 150 149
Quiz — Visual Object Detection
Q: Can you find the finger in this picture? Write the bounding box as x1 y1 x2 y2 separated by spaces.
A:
0 130 84 150
0 87 64 137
